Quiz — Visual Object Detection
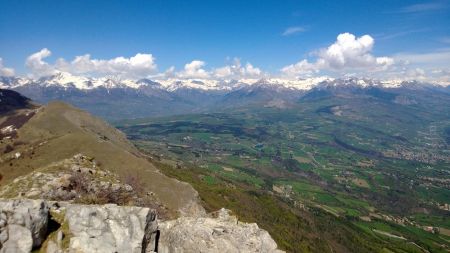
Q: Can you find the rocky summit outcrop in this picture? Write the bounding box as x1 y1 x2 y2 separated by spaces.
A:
158 208 284 253
0 199 284 253
0 154 170 218
53 203 158 253
0 199 158 253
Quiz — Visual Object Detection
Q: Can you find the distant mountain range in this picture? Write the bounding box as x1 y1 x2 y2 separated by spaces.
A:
1 72 449 120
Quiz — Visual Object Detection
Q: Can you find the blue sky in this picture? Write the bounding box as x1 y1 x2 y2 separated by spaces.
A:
0 0 449 81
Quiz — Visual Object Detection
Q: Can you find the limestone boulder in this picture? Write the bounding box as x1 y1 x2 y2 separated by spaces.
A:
0 199 49 252
64 203 158 253
158 208 284 253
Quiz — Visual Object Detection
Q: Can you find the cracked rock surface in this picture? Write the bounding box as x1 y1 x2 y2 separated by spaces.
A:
0 199 48 253
158 208 284 253
64 203 157 253
0 199 283 253
0 199 158 253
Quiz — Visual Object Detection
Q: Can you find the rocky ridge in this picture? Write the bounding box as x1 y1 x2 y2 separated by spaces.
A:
0 153 170 217
0 101 283 252
0 100 204 217
0 199 283 253
0 92 284 252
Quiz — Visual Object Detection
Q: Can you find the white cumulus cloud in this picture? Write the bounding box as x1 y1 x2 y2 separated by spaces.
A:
156 58 264 80
26 48 57 77
213 58 263 79
0 58 15 77
281 33 394 77
280 59 319 76
177 60 210 79
25 48 157 78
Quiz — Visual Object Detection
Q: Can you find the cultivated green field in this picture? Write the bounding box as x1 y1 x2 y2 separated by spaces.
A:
118 90 450 252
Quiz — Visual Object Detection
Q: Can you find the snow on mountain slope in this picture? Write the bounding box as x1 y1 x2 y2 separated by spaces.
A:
0 71 447 92
38 72 90 89
256 77 334 90
0 76 31 89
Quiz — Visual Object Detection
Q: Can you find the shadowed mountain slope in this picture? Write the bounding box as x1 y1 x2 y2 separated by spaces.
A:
0 92 203 217
0 89 36 114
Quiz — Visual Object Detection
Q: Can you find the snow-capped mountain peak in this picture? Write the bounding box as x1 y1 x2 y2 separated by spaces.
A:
37 72 90 89
0 72 447 93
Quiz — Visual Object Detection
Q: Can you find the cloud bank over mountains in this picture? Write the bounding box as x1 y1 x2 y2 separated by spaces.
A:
213 59 264 79
1 33 449 84
25 48 158 79
0 58 15 77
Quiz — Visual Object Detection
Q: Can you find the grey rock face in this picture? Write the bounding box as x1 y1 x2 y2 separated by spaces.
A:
0 224 33 253
64 203 158 253
0 199 158 253
0 199 283 253
0 199 48 252
158 208 285 253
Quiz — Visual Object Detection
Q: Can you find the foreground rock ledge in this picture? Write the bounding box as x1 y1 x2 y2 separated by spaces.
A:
0 199 284 253
159 208 284 253
0 199 157 253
